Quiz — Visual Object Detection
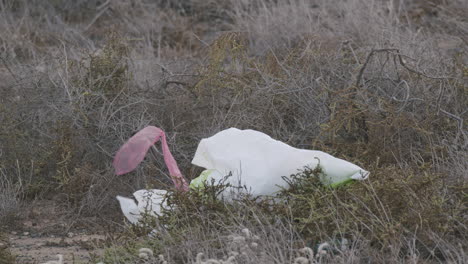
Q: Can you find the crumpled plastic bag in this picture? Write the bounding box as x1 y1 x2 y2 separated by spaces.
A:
116 189 168 225
190 128 369 196
113 126 188 225
113 126 189 192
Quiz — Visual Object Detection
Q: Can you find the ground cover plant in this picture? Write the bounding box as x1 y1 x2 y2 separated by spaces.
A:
0 0 466 263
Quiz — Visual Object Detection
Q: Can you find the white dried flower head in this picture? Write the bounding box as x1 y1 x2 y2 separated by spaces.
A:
299 247 314 258
250 242 258 249
293 256 309 264
138 248 154 260
139 248 154 256
139 252 150 260
158 254 167 264
196 253 204 264
241 228 251 238
315 242 330 258
296 247 314 263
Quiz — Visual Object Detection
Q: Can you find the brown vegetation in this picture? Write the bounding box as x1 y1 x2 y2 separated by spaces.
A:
0 0 466 263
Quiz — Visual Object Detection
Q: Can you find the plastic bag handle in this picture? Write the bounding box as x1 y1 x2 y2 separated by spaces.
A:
113 126 189 192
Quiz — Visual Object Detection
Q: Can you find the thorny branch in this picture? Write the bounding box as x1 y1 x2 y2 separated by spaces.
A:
356 48 467 147
356 48 453 88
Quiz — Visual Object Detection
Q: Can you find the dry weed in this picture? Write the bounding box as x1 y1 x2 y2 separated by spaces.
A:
0 0 466 262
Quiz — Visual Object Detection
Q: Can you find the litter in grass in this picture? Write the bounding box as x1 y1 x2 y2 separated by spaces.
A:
191 128 369 196
113 127 369 224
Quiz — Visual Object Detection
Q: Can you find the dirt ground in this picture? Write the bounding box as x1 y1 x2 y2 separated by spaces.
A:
10 233 104 264
4 200 112 264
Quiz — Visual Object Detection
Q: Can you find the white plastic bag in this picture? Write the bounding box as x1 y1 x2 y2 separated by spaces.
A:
116 189 168 225
191 128 369 196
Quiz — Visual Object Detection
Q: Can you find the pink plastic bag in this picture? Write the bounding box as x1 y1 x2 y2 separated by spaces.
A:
113 126 189 192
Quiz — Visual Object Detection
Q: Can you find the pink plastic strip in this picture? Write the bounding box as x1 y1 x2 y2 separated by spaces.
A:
113 126 189 192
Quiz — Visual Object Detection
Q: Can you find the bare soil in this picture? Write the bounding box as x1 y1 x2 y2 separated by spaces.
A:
5 200 111 264
10 233 104 264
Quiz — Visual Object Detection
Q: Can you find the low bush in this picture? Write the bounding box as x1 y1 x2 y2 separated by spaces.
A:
0 0 466 262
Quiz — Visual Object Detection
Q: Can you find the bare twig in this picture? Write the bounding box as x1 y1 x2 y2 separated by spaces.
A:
0 56 19 83
356 48 454 89
356 49 399 88
85 4 111 31
96 0 111 10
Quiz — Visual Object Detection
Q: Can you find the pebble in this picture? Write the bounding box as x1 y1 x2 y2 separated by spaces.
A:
67 232 74 238
0 242 7 249
11 231 17 235
23 232 29 236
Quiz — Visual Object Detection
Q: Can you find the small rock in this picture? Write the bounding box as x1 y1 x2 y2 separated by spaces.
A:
0 242 7 249
67 232 74 238
23 232 30 236
11 231 17 235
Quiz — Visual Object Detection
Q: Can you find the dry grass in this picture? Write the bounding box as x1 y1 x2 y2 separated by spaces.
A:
0 167 24 225
97 172 466 263
0 0 466 263
0 169 21 264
